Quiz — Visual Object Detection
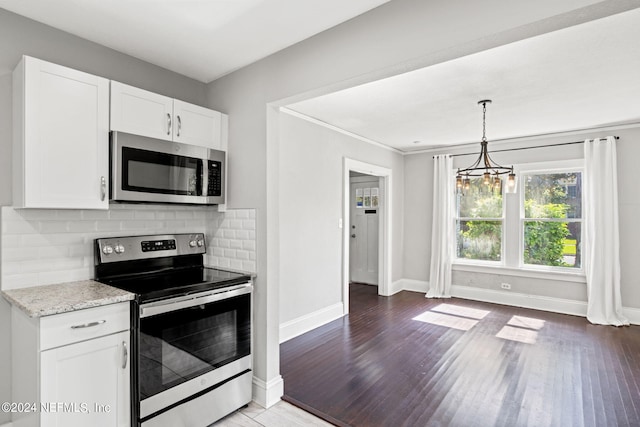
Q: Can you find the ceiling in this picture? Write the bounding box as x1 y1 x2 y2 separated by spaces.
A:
287 8 640 152
0 0 389 83
2 2 638 152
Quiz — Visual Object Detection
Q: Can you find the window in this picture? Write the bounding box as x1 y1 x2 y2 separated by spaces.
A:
455 178 503 262
453 160 584 273
522 171 582 269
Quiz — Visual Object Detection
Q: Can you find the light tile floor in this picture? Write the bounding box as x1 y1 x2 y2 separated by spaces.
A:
211 400 334 427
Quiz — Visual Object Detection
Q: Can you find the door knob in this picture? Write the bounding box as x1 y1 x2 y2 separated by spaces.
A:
351 234 356 238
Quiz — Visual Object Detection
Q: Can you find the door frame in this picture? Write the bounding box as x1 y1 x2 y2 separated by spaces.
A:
343 158 392 315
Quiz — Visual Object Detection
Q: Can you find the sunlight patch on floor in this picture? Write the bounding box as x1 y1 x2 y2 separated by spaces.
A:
507 315 545 330
430 303 491 320
496 325 539 344
412 311 479 331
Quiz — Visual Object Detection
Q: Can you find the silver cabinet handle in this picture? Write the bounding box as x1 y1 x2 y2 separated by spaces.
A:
100 176 106 201
167 113 172 135
70 320 106 329
122 341 128 369
176 115 181 137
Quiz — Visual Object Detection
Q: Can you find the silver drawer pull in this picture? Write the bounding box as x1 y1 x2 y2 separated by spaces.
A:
122 342 128 369
70 320 106 329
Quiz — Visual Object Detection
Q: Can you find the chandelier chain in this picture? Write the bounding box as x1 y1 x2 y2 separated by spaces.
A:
482 102 487 142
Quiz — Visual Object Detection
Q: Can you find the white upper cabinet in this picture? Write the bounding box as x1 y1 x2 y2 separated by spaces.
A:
110 81 174 141
173 99 222 148
13 56 110 209
110 81 226 150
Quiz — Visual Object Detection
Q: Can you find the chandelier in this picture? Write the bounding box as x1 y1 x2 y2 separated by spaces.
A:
456 100 516 193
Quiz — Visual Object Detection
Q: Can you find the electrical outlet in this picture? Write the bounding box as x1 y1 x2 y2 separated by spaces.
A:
501 283 511 290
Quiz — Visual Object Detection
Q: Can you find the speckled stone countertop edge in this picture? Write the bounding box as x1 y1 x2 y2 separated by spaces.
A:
1 280 135 318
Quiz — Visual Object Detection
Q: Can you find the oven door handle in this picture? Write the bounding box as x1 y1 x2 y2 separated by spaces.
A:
140 283 252 318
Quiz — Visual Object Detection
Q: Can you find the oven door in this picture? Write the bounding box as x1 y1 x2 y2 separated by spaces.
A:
111 131 225 205
137 283 251 421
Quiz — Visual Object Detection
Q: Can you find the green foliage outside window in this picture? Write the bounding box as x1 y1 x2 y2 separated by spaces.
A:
523 202 570 267
457 182 502 261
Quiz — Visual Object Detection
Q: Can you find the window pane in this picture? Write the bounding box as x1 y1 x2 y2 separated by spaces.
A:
456 220 501 261
457 178 502 218
524 172 582 218
524 221 581 268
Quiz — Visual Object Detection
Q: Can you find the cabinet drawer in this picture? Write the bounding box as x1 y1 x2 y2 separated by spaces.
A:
40 303 130 350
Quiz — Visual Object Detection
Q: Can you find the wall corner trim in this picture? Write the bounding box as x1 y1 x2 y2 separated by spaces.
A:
252 375 284 409
393 279 429 294
279 302 344 344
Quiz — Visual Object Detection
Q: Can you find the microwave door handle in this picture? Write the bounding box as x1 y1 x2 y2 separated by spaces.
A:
202 160 209 196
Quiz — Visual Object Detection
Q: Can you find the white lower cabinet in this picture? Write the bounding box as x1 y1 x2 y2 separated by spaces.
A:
11 303 130 427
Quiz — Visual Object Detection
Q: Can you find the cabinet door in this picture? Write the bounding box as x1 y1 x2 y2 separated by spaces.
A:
20 56 109 209
111 80 173 141
40 331 130 427
173 99 222 149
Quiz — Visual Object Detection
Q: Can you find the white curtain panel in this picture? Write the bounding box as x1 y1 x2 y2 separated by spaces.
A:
584 137 629 326
427 154 453 298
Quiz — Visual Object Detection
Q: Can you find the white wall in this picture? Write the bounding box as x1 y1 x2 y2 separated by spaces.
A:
403 126 640 310
278 112 403 326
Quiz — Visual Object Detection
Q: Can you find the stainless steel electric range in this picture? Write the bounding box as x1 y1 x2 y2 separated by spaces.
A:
95 233 252 427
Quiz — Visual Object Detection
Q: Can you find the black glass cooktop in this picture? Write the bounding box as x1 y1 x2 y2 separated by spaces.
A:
103 267 251 303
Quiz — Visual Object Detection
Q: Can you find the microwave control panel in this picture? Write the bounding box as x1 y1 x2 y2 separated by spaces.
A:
208 160 222 196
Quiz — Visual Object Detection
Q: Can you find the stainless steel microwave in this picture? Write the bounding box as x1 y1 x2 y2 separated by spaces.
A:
110 131 225 205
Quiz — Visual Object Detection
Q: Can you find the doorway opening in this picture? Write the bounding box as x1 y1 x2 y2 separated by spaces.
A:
349 172 380 284
342 158 392 315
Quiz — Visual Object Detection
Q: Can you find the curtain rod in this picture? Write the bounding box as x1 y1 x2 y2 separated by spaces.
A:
434 136 620 158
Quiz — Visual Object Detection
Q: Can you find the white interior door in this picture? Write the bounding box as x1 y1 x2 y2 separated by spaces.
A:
349 177 380 285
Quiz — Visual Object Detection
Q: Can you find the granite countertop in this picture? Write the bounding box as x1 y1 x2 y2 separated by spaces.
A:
1 280 135 318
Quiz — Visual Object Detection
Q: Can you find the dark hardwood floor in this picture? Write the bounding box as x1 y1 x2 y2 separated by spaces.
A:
280 284 640 427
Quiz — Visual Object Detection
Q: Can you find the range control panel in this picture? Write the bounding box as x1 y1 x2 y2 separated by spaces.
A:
141 239 177 252
96 233 206 263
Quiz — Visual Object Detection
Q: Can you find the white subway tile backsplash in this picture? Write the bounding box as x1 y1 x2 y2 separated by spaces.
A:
67 221 98 233
230 259 243 270
1 206 257 289
204 208 257 274
134 211 156 220
109 210 135 220
213 247 224 257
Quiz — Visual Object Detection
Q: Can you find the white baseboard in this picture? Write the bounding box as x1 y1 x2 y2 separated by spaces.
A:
450 284 588 317
393 278 429 294
623 306 640 325
279 302 344 343
252 375 283 409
